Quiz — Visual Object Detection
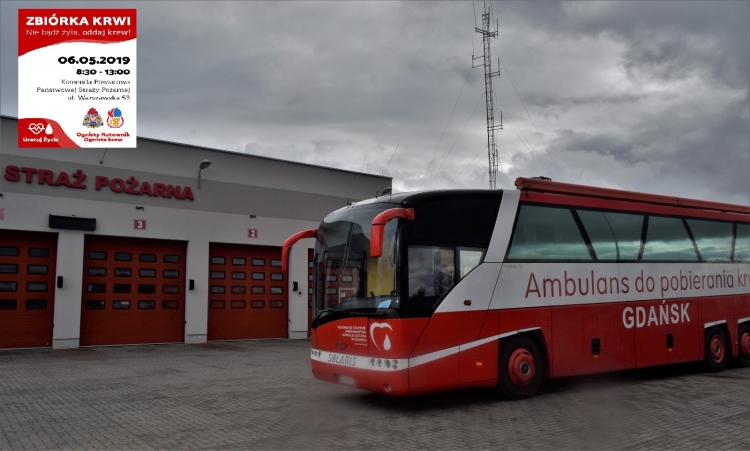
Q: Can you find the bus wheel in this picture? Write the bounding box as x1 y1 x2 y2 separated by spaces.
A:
497 335 544 400
736 325 750 368
704 327 728 372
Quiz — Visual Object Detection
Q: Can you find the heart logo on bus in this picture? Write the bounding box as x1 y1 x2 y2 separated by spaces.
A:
370 322 393 351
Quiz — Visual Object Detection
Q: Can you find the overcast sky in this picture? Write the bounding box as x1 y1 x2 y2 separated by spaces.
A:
2 1 748 204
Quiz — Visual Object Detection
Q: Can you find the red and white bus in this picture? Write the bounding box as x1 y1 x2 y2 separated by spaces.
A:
283 178 750 398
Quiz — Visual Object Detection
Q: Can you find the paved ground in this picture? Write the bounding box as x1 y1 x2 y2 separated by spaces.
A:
0 340 748 451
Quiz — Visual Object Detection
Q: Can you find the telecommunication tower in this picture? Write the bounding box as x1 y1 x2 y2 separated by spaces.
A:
473 3 503 189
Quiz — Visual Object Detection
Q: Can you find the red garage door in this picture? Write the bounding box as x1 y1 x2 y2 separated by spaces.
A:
0 231 57 349
80 236 186 346
208 243 288 341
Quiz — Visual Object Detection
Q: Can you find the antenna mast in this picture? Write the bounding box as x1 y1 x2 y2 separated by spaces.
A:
473 3 503 189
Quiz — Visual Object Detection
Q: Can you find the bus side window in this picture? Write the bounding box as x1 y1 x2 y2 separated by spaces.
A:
686 219 733 262
734 223 750 262
642 216 699 261
408 246 455 315
577 210 644 262
458 248 484 279
506 205 592 261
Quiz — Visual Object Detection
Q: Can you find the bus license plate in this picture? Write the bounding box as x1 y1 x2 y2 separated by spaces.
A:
338 374 355 386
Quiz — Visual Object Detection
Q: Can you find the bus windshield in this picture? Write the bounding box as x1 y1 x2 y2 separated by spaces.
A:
314 204 400 316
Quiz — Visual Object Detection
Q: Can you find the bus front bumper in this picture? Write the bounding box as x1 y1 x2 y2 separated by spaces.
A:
310 348 409 395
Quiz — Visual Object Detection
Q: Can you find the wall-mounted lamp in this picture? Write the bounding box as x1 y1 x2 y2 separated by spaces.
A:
197 159 211 189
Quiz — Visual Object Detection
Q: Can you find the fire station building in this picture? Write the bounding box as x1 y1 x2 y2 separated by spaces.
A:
0 116 389 349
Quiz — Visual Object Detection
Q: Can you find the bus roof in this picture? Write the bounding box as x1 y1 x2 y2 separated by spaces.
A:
515 177 750 215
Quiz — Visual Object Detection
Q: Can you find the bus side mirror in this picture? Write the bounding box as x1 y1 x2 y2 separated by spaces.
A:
371 208 414 258
282 229 318 271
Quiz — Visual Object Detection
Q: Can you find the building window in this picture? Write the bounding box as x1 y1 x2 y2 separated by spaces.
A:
113 300 130 309
0 247 19 256
87 283 105 293
25 285 46 299
113 284 131 293
139 269 157 278
86 300 105 309
271 259 282 267
26 265 48 275
138 285 156 294
0 300 17 309
252 258 265 266
138 300 156 309
251 300 264 308
0 264 18 274
211 256 226 265
29 248 50 257
114 252 132 261
26 299 47 309
164 270 180 278
232 272 246 280
232 257 246 265
270 300 284 308
164 255 180 263
270 287 283 294
162 300 179 309
163 285 180 294
252 273 264 280
231 300 246 309
87 267 105 276
88 251 107 260
211 285 225 294
251 286 264 294
270 273 283 281
211 271 225 279
114 268 132 277
139 254 157 262
231 286 245 294
210 300 225 309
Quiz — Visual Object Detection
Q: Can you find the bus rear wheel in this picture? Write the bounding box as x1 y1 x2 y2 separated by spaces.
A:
736 324 750 368
704 327 728 372
497 335 544 400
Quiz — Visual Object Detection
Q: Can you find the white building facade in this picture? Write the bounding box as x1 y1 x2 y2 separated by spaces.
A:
0 116 389 349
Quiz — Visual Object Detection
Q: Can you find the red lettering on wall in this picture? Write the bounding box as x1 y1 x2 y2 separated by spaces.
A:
54 172 72 187
4 165 20 181
95 176 109 190
37 169 54 185
167 185 181 199
181 186 194 200
138 182 153 196
110 178 125 193
4 166 193 201
21 167 37 183
153 183 167 198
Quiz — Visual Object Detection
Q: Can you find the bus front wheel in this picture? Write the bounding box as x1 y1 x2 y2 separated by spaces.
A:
704 327 729 372
736 324 750 368
496 335 544 400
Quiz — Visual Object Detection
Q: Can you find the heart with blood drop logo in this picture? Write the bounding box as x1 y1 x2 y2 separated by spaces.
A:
370 322 393 351
27 123 45 134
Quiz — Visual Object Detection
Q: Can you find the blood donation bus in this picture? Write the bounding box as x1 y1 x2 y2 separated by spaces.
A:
282 178 750 398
